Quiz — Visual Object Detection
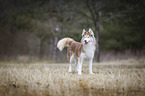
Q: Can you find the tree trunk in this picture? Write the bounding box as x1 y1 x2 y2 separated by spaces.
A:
39 38 45 59
95 11 101 62
53 36 58 61
95 22 100 62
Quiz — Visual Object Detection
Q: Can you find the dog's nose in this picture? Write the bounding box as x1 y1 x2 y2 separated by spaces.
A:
84 40 88 44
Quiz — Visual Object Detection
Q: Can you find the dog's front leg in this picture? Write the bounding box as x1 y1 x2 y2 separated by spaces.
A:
89 58 94 74
78 57 83 75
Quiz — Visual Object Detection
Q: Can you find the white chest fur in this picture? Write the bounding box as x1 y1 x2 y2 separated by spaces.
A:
82 42 95 58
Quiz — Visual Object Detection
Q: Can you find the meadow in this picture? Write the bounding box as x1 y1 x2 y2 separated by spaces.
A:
0 59 145 96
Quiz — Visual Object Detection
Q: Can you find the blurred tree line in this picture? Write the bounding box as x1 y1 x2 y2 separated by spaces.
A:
0 0 145 62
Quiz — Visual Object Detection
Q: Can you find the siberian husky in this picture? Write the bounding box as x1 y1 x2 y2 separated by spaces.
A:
57 28 96 75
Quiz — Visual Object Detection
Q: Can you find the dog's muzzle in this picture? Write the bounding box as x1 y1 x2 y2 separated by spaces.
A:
84 38 90 44
85 40 88 44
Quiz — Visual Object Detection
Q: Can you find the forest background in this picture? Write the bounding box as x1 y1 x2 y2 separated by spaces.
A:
0 0 145 62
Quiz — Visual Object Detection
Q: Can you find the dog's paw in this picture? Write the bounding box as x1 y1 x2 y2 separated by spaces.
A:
89 72 95 75
78 72 82 75
68 70 72 73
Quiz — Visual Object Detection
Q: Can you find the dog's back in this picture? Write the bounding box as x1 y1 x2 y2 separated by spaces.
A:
67 41 82 59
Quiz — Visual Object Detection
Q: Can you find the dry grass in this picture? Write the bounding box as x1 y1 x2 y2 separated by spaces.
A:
0 59 145 96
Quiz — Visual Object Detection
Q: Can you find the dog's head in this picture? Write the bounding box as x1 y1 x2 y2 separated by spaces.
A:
81 28 95 45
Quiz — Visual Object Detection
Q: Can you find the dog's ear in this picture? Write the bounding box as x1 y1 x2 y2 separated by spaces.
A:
89 28 94 36
82 29 86 36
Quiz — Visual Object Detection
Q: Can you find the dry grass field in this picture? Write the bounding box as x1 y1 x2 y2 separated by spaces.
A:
0 59 145 96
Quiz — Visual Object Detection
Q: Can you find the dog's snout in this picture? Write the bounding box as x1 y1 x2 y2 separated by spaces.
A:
84 39 88 44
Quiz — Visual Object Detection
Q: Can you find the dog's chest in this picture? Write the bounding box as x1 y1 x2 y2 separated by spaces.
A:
82 43 95 58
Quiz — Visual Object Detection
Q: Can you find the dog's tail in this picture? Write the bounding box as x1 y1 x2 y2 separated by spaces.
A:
57 38 74 51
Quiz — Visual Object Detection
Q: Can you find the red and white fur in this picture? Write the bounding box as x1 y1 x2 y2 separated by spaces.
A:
57 28 96 75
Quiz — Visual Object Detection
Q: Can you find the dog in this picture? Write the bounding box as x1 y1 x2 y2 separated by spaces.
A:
57 28 96 75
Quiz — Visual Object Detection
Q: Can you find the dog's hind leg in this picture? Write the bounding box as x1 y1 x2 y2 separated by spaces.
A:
68 55 74 72
78 57 84 75
75 58 78 72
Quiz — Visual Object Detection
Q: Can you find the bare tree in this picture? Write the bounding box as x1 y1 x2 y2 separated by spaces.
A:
84 0 103 62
